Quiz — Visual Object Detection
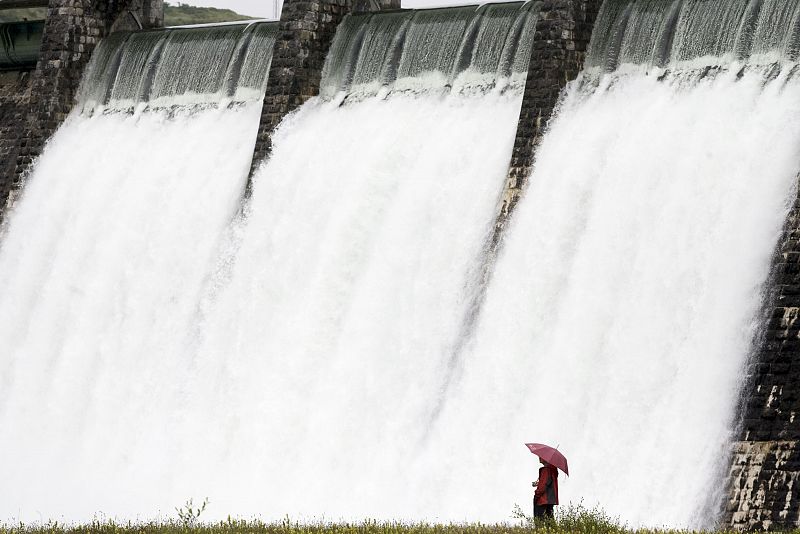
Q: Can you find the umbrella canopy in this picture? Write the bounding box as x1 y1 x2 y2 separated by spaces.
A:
525 443 569 476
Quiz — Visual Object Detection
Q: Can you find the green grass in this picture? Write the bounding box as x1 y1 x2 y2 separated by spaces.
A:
0 520 776 534
164 2 257 26
0 4 256 25
1 505 797 534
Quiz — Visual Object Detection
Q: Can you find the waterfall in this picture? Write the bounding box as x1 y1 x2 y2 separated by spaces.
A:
2 0 800 527
0 4 540 522
588 0 800 69
177 1 540 519
321 2 538 99
80 22 277 111
430 0 800 528
0 21 277 521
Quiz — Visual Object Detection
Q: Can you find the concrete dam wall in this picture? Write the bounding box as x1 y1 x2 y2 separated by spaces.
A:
1 0 800 530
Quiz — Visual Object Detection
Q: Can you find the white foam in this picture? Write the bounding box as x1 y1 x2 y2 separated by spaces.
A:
0 104 262 522
0 91 524 523
2 53 798 531
184 92 523 520
424 66 800 528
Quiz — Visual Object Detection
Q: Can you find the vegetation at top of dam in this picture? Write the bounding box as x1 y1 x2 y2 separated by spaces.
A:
162 3 257 25
0 3 256 25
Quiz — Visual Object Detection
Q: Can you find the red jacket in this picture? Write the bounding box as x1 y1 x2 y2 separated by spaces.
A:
534 464 559 506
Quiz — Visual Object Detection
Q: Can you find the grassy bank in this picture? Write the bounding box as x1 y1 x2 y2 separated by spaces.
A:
1 506 794 534
163 3 256 25
0 520 783 534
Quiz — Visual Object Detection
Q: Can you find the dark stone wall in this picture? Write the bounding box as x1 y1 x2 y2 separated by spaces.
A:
495 0 602 239
0 71 34 215
0 0 163 218
449 0 602 420
727 441 800 530
352 0 399 13
457 0 602 333
248 0 399 178
725 184 800 530
248 0 354 177
250 0 599 196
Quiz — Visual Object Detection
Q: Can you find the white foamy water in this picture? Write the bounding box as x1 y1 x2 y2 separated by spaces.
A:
0 104 262 521
3 14 800 528
181 92 523 519
421 66 800 528
0 91 524 522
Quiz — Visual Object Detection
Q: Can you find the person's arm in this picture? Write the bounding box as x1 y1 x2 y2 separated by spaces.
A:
533 470 549 498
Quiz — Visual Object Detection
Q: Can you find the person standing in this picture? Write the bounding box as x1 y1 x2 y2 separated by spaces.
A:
532 457 559 518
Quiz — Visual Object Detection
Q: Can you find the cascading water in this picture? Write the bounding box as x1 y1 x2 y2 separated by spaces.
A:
80 22 278 111
320 2 537 100
182 1 540 519
3 0 799 527
0 21 277 521
423 0 800 528
0 3 541 523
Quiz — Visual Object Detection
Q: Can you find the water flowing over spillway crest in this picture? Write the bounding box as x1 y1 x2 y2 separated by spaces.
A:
0 3 539 522
0 20 278 520
443 0 800 527
183 1 538 519
2 0 800 527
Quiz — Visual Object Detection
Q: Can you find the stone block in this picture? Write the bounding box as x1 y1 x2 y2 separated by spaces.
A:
1 0 166 221
248 0 363 176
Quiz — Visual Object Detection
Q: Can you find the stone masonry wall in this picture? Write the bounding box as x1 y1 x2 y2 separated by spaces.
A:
725 184 800 530
248 0 400 178
457 0 602 324
727 441 800 530
494 0 602 241
446 0 602 409
248 0 354 178
0 71 34 218
0 0 163 219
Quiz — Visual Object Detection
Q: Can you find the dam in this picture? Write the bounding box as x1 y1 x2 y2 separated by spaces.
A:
0 0 799 530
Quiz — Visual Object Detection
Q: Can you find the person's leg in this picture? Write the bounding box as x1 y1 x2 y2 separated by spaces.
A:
544 505 554 518
533 504 545 518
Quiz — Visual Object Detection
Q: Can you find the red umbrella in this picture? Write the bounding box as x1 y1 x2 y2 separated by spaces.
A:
525 443 569 476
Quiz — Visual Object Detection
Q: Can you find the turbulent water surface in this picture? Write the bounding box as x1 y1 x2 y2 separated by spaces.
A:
2 0 800 529
0 5 530 524
436 66 800 528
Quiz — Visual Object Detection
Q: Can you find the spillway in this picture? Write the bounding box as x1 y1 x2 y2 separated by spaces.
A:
184 1 540 519
2 0 800 527
0 21 277 521
430 0 800 528
80 22 277 111
0 4 540 522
